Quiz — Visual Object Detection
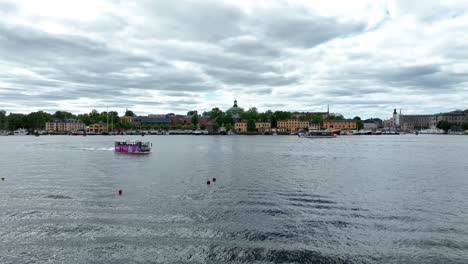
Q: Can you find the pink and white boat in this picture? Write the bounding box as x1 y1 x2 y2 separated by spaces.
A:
114 140 151 154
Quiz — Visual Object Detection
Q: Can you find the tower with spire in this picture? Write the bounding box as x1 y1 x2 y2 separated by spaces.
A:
226 99 244 120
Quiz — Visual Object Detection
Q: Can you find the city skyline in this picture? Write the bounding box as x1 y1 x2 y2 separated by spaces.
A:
1 0 468 118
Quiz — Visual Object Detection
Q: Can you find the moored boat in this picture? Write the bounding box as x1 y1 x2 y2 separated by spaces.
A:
299 130 336 138
115 140 151 154
14 128 28 135
331 129 341 135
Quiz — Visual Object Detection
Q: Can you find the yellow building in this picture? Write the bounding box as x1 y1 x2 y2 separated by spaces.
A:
255 122 271 132
277 119 310 132
234 122 247 133
322 119 357 130
45 118 85 132
88 123 107 134
309 123 321 129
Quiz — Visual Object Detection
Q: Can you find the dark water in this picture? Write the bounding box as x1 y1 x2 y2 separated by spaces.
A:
1 135 468 263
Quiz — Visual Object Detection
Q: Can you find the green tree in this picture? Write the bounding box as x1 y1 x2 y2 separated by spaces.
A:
310 114 323 126
25 111 52 130
77 113 91 125
436 120 451 133
125 110 135 116
328 113 344 120
0 110 6 130
353 116 364 130
463 122 468 130
247 119 256 132
191 114 198 127
89 109 99 119
7 113 26 130
273 111 291 121
53 111 75 119
208 107 223 120
223 113 234 125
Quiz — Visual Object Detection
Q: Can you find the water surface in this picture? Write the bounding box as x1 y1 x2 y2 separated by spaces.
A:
1 135 467 263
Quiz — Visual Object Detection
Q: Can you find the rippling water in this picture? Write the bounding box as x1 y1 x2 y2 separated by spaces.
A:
1 135 468 263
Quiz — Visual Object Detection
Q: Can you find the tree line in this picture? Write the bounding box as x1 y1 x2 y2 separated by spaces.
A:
0 107 366 131
0 109 130 131
203 107 364 131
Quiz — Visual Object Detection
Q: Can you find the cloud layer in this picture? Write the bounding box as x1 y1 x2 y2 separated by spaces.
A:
0 0 467 118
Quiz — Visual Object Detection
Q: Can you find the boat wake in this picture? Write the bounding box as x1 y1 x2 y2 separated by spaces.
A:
77 147 114 152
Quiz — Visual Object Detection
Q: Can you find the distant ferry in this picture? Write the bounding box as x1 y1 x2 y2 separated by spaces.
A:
299 130 336 138
115 140 151 154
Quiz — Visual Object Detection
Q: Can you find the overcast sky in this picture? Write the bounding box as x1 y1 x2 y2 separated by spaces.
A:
0 0 467 118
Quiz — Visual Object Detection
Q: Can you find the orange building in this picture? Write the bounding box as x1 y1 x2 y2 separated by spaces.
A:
277 120 310 132
322 119 357 130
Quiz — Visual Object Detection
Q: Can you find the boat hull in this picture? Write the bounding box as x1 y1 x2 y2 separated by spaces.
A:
300 135 336 138
114 141 151 154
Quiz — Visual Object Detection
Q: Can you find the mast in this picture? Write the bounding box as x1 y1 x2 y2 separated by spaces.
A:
106 106 109 133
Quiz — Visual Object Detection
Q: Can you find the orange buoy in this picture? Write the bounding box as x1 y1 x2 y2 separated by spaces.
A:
118 189 123 195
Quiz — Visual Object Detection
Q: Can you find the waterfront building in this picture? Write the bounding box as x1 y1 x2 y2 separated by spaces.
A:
88 122 107 134
45 118 85 132
120 115 137 124
234 121 247 133
226 100 244 120
322 119 357 130
277 120 310 133
399 115 432 130
255 122 271 133
309 123 321 129
169 115 192 127
383 109 402 130
363 118 383 131
134 115 171 126
168 115 208 128
430 110 468 130
391 109 468 131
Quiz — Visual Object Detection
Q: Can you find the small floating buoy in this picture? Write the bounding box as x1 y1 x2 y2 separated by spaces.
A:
207 180 211 185
212 177 216 182
118 189 123 195
1 177 4 181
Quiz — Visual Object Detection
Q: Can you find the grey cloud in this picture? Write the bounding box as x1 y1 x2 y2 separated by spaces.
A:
205 68 298 86
255 11 366 48
137 0 244 42
221 36 282 58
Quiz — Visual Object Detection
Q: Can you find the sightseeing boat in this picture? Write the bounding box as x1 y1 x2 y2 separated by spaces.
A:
114 140 152 154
